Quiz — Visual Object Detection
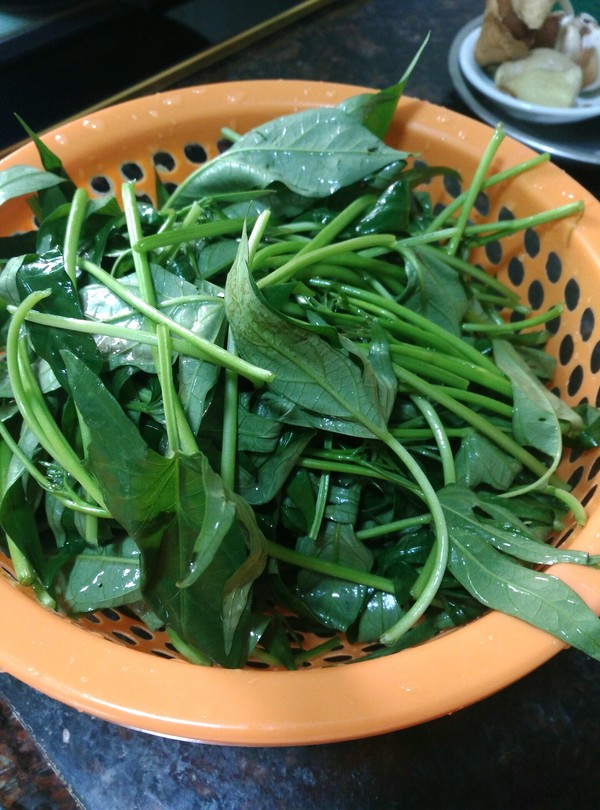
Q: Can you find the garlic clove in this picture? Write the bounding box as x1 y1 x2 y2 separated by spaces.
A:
555 13 600 91
580 22 600 91
511 0 556 30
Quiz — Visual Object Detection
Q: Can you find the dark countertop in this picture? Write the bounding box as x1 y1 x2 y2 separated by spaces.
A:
1 1 600 808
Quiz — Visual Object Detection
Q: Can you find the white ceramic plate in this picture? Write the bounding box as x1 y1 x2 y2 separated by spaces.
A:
448 18 600 166
459 25 600 124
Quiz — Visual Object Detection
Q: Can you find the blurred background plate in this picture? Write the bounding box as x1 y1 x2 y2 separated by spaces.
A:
449 16 600 165
458 24 600 124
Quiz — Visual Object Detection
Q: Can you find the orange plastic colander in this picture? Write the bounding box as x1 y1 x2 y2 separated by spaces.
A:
0 80 599 745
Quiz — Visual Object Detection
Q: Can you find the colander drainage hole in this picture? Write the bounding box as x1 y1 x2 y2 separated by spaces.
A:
508 256 525 287
485 239 502 265
474 190 490 215
565 278 581 311
559 333 575 365
112 630 137 646
524 227 540 258
582 483 598 507
498 205 515 222
442 173 462 199
567 364 584 397
546 251 562 283
183 143 208 163
90 175 112 195
129 625 154 641
153 151 176 171
527 278 544 309
120 161 144 182
591 342 600 375
580 307 595 341
588 455 600 481
100 607 121 622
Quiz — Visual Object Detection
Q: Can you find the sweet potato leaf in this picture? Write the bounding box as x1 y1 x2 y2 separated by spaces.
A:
250 389 387 438
62 350 268 666
357 590 404 642
225 231 392 438
403 247 468 336
237 393 285 454
81 267 225 373
493 339 572 458
296 521 374 632
57 537 142 612
3 252 104 393
455 429 522 491
441 484 600 660
567 404 600 449
440 485 590 566
0 479 46 580
237 424 314 505
338 36 429 137
169 107 410 209
0 165 65 206
13 115 78 218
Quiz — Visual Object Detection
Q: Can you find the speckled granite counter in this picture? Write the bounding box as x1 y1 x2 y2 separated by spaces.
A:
2 648 600 809
1 1 599 808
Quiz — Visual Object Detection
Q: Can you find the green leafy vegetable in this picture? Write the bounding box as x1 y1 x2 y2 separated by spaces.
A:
167 108 410 209
0 165 64 206
224 227 394 437
0 65 598 670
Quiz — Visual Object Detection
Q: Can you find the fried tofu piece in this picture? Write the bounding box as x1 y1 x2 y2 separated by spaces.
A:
475 0 560 67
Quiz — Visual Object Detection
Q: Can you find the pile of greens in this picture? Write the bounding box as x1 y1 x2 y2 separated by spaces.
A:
1 74 600 670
